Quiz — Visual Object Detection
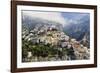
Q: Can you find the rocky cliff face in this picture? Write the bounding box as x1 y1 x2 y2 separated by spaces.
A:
63 15 90 48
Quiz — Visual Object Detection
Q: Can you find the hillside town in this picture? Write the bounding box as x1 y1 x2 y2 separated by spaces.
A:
22 24 90 62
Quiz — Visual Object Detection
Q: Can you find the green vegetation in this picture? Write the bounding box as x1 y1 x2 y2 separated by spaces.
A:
47 33 52 36
22 38 69 62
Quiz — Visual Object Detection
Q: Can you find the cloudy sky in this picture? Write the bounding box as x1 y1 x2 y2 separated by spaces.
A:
22 10 89 26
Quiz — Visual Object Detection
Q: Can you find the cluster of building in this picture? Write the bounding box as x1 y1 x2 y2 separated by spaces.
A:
22 24 90 60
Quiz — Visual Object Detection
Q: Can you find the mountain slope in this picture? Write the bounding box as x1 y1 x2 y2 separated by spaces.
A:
63 15 90 45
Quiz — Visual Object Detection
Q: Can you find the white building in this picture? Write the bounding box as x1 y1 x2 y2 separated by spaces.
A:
27 52 32 58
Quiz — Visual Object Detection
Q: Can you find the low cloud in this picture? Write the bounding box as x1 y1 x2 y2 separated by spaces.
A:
22 11 66 26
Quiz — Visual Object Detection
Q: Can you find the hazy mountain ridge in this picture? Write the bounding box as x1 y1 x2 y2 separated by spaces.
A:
22 13 63 32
